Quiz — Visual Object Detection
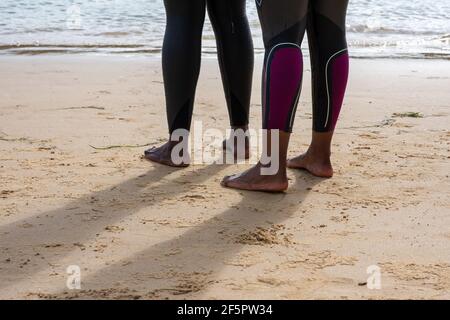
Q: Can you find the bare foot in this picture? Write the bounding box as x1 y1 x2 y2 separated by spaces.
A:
221 163 288 192
144 141 190 167
287 152 333 178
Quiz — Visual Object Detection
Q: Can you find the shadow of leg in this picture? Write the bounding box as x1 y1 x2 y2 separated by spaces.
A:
46 171 324 299
0 163 228 292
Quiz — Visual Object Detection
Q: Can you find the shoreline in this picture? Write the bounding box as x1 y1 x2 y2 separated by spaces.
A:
0 51 449 61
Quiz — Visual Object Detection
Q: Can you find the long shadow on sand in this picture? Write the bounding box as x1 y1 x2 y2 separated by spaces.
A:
50 171 323 299
0 162 228 291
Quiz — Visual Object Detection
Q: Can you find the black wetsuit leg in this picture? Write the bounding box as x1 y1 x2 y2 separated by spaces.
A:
162 0 206 134
208 0 254 128
255 0 349 133
162 0 254 134
307 0 349 132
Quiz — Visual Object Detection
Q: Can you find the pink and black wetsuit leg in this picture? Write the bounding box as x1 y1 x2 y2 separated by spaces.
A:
256 0 349 133
307 0 349 132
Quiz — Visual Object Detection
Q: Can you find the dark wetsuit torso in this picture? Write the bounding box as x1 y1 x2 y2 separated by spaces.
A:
257 0 349 132
163 0 254 134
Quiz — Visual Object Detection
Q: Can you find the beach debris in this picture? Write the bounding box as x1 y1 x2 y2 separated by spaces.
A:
378 118 396 127
105 225 124 233
58 106 105 110
89 143 151 150
392 112 423 118
44 243 63 248
1 190 15 197
0 135 30 143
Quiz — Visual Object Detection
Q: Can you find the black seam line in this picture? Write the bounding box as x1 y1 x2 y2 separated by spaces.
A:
313 11 347 33
266 15 308 48
286 65 303 132
286 50 303 132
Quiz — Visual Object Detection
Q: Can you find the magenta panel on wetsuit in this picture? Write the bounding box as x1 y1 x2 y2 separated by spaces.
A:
266 46 303 131
330 52 349 130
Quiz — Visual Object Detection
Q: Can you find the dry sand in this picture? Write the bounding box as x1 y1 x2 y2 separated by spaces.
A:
0 55 449 299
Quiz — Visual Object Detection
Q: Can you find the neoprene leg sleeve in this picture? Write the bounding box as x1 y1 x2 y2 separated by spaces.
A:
308 0 349 132
163 0 205 134
256 0 349 133
208 0 254 127
256 0 308 133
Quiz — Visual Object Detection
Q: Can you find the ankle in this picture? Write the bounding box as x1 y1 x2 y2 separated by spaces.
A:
231 125 249 131
306 145 331 160
226 127 250 146
308 131 333 158
259 164 287 179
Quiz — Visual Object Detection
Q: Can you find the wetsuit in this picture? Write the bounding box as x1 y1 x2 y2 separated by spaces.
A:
257 0 349 132
163 0 254 134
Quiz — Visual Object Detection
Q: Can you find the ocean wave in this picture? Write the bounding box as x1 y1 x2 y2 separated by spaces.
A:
0 27 67 35
347 24 442 36
0 43 147 50
0 43 162 56
85 31 146 37
434 34 450 42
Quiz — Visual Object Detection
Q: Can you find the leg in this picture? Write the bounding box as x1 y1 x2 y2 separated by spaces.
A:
222 0 308 192
288 0 349 177
207 0 254 159
207 0 254 129
145 0 206 167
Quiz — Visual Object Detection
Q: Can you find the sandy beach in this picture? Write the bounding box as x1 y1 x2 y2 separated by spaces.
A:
0 55 449 299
